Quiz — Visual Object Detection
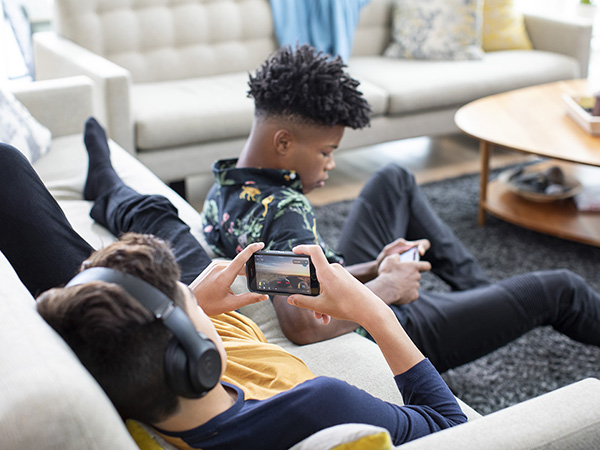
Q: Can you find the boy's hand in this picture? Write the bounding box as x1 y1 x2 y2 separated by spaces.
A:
287 244 389 327
375 238 431 269
189 242 268 316
373 254 431 305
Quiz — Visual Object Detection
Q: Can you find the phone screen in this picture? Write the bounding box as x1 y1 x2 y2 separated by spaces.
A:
247 251 319 296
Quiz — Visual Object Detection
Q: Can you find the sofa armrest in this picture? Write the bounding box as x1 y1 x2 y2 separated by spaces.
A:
33 32 135 152
0 251 139 450
524 13 592 78
400 377 600 449
11 76 94 137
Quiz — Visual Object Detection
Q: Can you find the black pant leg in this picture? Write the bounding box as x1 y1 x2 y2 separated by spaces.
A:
402 269 600 372
0 144 94 296
90 185 212 284
336 163 490 290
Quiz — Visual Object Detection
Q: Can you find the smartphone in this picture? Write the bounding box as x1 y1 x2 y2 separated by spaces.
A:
246 250 320 296
399 246 420 262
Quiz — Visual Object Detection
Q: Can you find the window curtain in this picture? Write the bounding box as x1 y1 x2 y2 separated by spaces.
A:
269 0 371 61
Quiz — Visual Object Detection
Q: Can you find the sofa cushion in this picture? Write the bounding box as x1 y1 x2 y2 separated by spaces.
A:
384 0 483 61
133 73 388 151
354 79 389 118
352 0 393 57
348 50 580 116
133 73 254 150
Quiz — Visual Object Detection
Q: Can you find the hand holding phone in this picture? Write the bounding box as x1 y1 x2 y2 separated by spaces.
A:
189 242 269 316
246 250 320 296
376 238 428 272
288 244 427 378
286 245 393 326
399 246 420 262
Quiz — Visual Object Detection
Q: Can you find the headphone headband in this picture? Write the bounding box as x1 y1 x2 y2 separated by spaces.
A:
67 267 175 318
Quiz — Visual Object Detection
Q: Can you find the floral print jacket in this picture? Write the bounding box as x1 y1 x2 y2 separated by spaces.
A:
201 159 342 264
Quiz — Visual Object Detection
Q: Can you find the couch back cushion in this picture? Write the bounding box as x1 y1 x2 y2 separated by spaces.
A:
53 0 279 83
353 0 393 57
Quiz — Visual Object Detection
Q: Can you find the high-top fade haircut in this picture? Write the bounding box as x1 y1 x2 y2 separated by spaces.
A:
248 44 371 129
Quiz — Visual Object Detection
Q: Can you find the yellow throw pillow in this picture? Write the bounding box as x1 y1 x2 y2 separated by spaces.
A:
126 420 168 450
331 430 392 450
290 423 393 450
482 0 533 51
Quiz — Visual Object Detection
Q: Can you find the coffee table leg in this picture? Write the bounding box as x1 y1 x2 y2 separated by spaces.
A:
479 140 491 226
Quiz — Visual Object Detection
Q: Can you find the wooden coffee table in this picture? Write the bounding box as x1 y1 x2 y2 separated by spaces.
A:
455 79 600 247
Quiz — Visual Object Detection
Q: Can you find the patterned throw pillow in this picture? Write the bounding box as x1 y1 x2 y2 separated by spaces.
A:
0 85 51 163
384 0 484 61
482 0 533 51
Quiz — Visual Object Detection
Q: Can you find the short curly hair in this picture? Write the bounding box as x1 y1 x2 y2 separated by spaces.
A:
248 44 371 129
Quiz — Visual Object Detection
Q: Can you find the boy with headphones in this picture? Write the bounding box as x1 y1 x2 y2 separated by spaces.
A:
1 124 464 448
36 233 466 449
0 137 314 404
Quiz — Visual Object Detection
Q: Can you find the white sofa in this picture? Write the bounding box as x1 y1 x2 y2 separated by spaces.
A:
2 76 600 450
32 0 592 187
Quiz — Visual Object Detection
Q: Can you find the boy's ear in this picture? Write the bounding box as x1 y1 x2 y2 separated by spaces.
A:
273 129 294 156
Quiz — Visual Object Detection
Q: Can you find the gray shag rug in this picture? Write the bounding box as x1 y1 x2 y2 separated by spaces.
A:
313 168 600 415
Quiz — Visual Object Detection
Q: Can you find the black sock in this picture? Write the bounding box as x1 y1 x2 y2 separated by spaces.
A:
83 117 124 201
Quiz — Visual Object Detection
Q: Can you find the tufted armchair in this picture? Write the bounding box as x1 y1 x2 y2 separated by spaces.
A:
34 0 279 189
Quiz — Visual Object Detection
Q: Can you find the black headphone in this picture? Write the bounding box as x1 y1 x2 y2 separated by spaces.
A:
66 267 222 398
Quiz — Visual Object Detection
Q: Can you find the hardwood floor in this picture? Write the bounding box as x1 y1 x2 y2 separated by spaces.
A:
187 133 532 210
306 133 532 206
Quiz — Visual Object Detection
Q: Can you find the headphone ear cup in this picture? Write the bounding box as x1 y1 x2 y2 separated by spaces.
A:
195 340 222 392
164 333 222 399
164 337 198 398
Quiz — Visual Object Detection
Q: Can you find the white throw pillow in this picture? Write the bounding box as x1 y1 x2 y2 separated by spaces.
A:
0 85 51 163
384 0 484 61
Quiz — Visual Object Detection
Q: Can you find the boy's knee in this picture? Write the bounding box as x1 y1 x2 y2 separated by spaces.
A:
533 269 592 313
541 269 584 291
372 163 416 193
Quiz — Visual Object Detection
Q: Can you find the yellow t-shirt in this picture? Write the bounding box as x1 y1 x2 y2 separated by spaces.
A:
212 311 315 400
130 311 315 450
